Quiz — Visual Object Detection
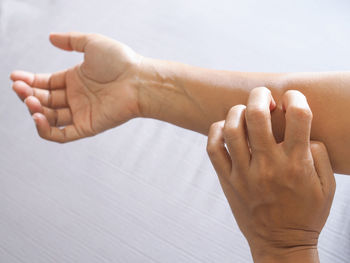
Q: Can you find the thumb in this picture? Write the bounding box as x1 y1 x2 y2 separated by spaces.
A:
49 32 90 52
310 141 336 196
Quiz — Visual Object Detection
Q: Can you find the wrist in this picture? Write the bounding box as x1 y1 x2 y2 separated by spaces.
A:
134 56 165 119
134 57 189 120
251 244 319 263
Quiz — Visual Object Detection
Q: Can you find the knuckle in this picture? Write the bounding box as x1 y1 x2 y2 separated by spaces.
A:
310 141 326 153
287 162 309 177
246 106 267 122
223 105 246 140
206 141 219 157
228 104 246 115
288 105 313 121
235 104 247 110
223 123 240 140
258 168 276 184
256 156 274 177
283 90 305 102
284 89 302 97
207 122 224 156
252 86 270 94
208 121 223 134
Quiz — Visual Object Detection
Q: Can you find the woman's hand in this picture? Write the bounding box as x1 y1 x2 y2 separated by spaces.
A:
207 87 336 262
11 32 143 143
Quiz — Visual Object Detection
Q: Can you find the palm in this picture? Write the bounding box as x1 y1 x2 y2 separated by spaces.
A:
11 32 141 143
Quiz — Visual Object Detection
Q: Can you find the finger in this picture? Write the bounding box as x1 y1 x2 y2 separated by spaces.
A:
25 96 73 127
11 70 67 90
13 81 68 108
12 80 33 101
11 71 50 89
49 32 90 52
223 105 250 170
207 121 232 178
282 90 313 151
32 88 68 108
32 113 81 143
24 96 47 117
34 88 68 108
245 87 276 152
310 141 336 196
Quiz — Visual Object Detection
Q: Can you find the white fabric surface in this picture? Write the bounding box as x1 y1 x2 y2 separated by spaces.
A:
1 0 350 262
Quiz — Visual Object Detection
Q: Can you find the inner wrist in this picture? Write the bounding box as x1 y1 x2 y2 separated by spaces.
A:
134 57 184 119
251 245 319 263
134 56 160 118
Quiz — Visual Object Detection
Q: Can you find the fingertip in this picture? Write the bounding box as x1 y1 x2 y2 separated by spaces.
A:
11 70 31 77
49 32 61 36
13 80 33 100
10 70 23 80
25 96 43 114
208 121 225 139
32 112 50 136
24 95 40 105
10 71 16 80
10 70 33 82
32 112 46 127
32 113 41 125
282 90 308 109
49 32 64 42
49 33 55 44
49 32 73 51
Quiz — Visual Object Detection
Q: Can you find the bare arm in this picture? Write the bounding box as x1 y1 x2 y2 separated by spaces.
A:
137 58 350 174
11 32 350 174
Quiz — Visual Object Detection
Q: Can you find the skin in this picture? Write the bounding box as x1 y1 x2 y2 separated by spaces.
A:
11 33 142 141
207 87 336 263
10 32 350 175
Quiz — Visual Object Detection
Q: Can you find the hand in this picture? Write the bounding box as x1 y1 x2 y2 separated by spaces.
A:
11 32 143 143
207 87 336 262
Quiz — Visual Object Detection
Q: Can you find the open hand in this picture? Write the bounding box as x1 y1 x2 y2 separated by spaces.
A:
11 32 142 143
207 87 336 262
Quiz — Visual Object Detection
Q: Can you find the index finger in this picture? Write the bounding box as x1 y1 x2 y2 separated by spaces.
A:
282 90 313 151
11 69 67 90
245 87 277 152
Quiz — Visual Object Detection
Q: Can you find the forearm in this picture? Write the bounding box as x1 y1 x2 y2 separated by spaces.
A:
137 57 281 134
137 57 350 174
